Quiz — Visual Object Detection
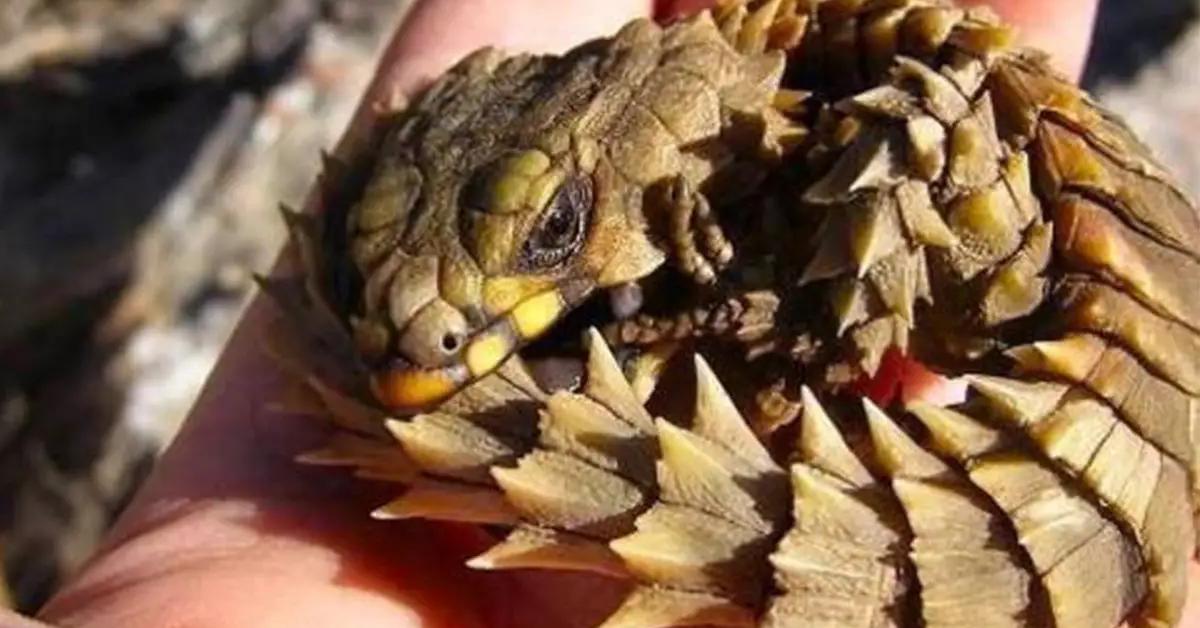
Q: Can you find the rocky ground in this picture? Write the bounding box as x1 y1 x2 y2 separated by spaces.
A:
0 0 410 609
0 0 1197 614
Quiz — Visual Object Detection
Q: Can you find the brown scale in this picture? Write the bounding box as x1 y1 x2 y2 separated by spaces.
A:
262 0 1200 626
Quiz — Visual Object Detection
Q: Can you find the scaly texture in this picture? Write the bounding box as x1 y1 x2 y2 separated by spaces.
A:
262 1 1200 626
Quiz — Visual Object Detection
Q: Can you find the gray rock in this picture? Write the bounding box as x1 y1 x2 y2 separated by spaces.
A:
0 0 408 611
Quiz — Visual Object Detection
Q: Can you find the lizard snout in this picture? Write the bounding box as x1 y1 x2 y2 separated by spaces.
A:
370 281 592 411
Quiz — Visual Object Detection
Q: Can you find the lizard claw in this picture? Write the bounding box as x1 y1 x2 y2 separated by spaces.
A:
664 175 733 286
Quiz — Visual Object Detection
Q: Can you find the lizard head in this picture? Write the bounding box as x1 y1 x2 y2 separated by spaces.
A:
336 14 790 410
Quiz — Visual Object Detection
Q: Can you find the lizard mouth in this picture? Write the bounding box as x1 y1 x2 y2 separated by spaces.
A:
369 279 597 411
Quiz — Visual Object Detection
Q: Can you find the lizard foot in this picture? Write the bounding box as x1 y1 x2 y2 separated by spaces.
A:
664 175 734 286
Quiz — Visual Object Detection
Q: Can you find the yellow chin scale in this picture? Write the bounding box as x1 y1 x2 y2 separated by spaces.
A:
370 365 468 411
510 290 565 339
371 287 572 411
465 332 511 378
465 288 565 377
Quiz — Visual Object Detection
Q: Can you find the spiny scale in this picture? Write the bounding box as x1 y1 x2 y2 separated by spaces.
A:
262 0 1200 626
287 325 1192 626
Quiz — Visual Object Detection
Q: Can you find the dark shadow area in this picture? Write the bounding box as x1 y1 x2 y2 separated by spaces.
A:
1082 0 1199 88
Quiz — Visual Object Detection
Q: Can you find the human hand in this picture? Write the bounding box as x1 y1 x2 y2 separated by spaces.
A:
14 2 1184 628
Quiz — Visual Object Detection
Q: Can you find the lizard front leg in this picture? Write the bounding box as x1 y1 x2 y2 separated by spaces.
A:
660 175 734 286
606 289 778 348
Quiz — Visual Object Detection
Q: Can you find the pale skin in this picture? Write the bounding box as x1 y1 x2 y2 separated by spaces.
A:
10 1 1199 627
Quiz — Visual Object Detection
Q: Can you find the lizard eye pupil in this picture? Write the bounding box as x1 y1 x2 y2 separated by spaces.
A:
519 175 592 271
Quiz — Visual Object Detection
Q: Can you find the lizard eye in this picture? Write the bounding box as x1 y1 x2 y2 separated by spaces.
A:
518 175 592 271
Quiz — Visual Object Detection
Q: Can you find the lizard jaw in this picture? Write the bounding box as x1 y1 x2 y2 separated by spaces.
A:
370 279 595 411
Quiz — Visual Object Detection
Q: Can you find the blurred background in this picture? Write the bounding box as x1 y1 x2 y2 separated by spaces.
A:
0 0 1196 614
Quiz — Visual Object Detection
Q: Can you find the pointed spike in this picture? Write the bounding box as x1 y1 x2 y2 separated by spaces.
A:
906 400 1008 460
294 432 415 480
849 194 905 278
598 587 755 628
609 503 766 605
862 398 947 479
788 463 907 547
491 451 645 537
772 88 810 114
623 341 680 405
841 85 924 120
965 374 1069 427
308 376 386 436
583 328 655 433
867 247 920 323
717 2 748 46
386 414 518 483
797 386 874 487
692 354 779 472
1007 334 1106 382
942 181 1027 281
655 419 779 531
736 0 781 54
541 393 656 485
896 179 958 248
905 114 948 181
466 526 631 578
829 277 871 336
800 213 855 284
947 95 1003 189
372 482 520 525
804 129 905 205
892 57 971 124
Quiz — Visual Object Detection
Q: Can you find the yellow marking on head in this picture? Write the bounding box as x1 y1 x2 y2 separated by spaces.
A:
471 214 519 274
527 169 566 212
489 175 531 214
484 149 553 214
371 368 460 410
506 149 551 176
510 290 564 339
483 276 554 316
466 332 513 377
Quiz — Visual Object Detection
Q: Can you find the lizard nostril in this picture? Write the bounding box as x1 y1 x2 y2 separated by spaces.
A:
441 333 463 353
